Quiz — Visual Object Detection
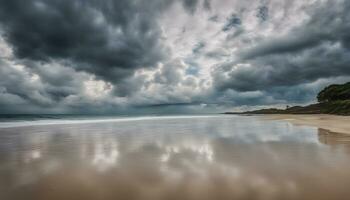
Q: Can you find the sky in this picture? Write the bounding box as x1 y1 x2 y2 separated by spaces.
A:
0 0 349 114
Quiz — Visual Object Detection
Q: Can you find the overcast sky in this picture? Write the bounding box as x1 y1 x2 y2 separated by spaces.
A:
0 0 349 114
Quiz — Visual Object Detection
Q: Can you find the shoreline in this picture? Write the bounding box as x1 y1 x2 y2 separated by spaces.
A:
0 115 224 129
261 114 350 134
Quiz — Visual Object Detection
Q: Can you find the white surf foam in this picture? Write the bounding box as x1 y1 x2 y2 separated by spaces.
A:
0 115 228 128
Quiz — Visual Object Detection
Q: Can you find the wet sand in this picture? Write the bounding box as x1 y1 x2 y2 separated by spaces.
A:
263 114 350 134
1 115 350 200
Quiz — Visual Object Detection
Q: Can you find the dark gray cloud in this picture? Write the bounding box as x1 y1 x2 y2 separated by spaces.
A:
0 0 173 96
215 43 350 92
0 59 88 109
208 15 219 22
0 57 130 114
239 0 350 60
214 0 350 93
1 0 350 113
182 0 199 14
256 6 268 22
222 14 242 32
239 33 330 60
209 75 350 108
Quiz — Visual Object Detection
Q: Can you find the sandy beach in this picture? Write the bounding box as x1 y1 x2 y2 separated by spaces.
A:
2 115 350 200
263 114 350 134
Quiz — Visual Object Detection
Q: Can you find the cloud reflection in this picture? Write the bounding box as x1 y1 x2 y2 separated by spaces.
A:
0 116 350 200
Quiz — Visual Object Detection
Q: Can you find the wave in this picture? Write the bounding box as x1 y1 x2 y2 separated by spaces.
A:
0 115 228 128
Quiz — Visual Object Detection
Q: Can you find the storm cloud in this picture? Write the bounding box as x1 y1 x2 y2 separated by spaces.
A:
0 0 172 92
0 0 349 113
214 0 350 94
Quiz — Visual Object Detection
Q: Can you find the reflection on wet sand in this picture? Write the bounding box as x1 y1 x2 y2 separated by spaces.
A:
1 116 350 200
318 128 350 153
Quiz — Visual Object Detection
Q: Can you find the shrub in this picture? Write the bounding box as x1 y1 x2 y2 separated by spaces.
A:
317 82 350 102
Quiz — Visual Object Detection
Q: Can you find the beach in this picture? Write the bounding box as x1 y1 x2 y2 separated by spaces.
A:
263 114 350 134
2 115 350 200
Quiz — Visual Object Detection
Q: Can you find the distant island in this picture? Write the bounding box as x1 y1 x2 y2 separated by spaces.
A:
225 82 350 115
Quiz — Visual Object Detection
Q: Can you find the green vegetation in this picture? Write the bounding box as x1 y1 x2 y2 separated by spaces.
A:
225 82 350 115
317 82 350 102
321 100 350 115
